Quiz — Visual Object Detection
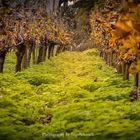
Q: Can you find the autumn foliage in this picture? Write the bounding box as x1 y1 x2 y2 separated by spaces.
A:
0 7 73 72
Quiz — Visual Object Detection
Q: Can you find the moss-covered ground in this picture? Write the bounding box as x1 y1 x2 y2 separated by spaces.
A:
1 49 140 140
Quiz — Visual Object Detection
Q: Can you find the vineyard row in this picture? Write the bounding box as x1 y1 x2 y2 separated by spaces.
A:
90 0 140 99
0 8 73 73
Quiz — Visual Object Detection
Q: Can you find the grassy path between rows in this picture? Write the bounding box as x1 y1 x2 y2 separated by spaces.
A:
1 49 140 140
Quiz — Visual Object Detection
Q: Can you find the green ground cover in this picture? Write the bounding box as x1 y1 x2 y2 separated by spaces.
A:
0 49 140 140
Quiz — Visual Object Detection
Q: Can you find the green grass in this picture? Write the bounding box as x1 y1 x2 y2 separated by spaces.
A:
0 49 140 140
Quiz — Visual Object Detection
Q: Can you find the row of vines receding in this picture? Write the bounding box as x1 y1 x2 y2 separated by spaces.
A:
0 7 73 73
90 0 140 100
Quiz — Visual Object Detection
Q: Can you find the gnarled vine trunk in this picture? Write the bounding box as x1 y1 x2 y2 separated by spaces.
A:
123 62 131 80
32 47 36 64
0 51 6 73
15 43 26 72
42 45 48 61
48 41 55 59
22 46 28 69
37 46 44 64
27 45 33 67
